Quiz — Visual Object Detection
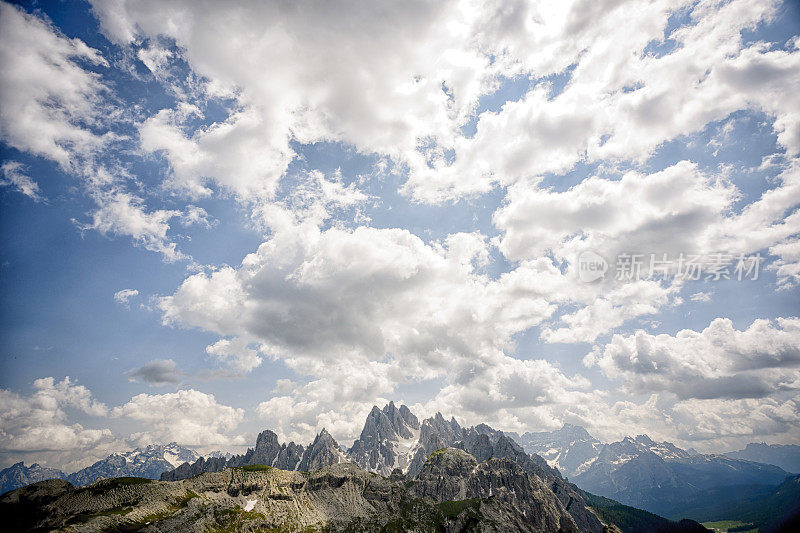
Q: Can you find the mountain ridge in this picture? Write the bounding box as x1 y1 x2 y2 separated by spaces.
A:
1 443 199 495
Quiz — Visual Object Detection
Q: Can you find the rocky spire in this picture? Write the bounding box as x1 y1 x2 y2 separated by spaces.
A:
348 402 421 476
297 428 348 471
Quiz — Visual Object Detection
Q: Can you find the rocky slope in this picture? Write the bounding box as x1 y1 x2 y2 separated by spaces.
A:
1 449 602 532
456 430 604 533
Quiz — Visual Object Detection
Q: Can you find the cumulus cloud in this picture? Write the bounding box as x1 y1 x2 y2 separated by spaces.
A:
159 222 562 375
494 161 737 264
0 377 118 470
76 191 189 261
91 0 494 200
205 338 262 375
585 317 800 400
125 359 182 386
0 2 112 169
112 389 246 447
404 0 800 200
2 0 796 453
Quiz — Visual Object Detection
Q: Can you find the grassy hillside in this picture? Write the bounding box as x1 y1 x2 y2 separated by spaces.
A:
581 491 710 533
666 475 800 533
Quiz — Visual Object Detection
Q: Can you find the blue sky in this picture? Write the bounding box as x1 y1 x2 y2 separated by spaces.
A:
1 0 799 471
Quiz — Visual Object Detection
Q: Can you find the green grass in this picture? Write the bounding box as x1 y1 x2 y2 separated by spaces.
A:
437 498 482 519
236 464 276 472
102 476 153 487
702 520 757 532
83 476 154 495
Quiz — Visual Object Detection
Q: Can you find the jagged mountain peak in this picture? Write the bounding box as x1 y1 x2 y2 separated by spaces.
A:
255 428 280 448
349 403 422 476
314 427 335 443
298 428 348 471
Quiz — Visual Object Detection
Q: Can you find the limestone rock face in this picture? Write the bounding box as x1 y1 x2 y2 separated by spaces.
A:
161 430 306 481
297 429 348 472
413 447 580 533
250 430 304 470
413 448 478 501
348 402 421 476
458 433 604 533
406 412 466 478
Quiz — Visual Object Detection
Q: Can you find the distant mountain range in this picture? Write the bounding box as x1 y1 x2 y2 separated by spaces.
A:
0 443 199 494
725 443 800 474
507 423 602 477
0 462 67 495
508 426 796 519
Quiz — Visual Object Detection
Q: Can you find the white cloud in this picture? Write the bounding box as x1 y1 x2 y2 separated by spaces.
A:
0 377 118 470
76 190 216 261
690 291 713 302
0 2 112 169
205 338 262 374
494 161 737 264
491 158 800 340
113 288 139 306
769 236 800 288
585 317 800 399
403 0 800 201
112 389 246 447
138 104 293 200
159 222 562 376
0 161 43 201
541 279 682 344
0 4 210 262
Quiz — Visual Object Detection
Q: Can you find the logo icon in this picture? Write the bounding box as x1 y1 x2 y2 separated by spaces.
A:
577 250 608 283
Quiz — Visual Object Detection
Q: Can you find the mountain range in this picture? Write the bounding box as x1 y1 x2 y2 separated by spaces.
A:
0 443 199 494
3 403 798 530
508 426 795 519
3 444 717 533
725 443 800 474
161 402 605 532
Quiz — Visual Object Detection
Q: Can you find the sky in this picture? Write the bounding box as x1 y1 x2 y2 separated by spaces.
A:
0 0 799 472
